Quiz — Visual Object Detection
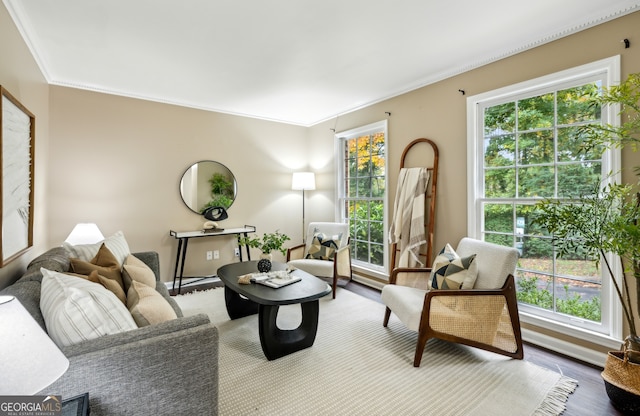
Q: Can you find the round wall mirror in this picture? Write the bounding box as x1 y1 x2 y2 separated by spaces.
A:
179 160 237 214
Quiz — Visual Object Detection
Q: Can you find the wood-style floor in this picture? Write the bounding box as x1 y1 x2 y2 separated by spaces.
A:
171 279 621 415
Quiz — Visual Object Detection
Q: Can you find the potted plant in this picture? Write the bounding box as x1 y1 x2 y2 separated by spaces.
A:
239 231 290 272
534 73 640 412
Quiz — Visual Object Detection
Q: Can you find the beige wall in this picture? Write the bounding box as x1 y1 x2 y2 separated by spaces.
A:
48 87 316 280
0 4 50 289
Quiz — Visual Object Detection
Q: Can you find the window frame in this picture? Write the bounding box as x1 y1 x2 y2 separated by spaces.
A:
466 56 624 348
335 120 389 280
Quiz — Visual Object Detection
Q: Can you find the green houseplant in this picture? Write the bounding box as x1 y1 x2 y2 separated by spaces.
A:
534 73 640 411
239 231 290 273
200 172 235 212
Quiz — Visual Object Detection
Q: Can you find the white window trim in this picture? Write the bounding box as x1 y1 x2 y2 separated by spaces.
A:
335 120 389 278
466 55 623 351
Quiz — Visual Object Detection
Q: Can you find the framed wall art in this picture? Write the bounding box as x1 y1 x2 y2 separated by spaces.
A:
0 86 35 266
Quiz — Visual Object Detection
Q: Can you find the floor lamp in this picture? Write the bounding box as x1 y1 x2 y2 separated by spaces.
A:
292 172 315 243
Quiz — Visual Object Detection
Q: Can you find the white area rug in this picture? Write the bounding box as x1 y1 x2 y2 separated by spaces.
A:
175 288 577 415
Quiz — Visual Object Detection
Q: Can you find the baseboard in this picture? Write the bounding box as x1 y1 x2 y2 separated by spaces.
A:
522 328 608 368
352 274 385 290
164 276 220 291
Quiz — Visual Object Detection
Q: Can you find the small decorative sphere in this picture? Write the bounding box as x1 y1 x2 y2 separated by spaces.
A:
257 259 272 273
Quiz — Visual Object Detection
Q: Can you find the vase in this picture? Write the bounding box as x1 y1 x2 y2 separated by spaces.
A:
257 253 272 273
602 337 640 413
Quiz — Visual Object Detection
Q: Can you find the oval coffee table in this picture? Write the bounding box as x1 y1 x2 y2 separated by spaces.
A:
217 261 331 360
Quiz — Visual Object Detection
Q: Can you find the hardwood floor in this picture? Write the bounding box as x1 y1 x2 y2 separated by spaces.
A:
172 279 621 415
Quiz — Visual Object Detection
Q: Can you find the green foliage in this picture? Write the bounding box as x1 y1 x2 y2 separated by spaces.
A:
201 172 235 212
557 291 602 322
534 181 640 335
239 231 290 256
517 275 601 322
578 73 640 151
517 276 553 309
201 194 233 212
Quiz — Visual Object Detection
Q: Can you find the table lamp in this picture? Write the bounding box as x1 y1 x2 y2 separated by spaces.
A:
64 223 105 245
292 172 316 242
0 295 69 394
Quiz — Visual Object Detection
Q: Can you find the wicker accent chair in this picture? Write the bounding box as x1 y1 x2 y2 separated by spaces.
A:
286 222 352 299
382 237 523 367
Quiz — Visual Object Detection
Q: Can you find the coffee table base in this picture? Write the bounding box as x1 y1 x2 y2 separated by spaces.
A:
224 286 320 360
259 301 319 360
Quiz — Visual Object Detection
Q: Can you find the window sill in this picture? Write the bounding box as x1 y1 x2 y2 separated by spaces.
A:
520 312 623 367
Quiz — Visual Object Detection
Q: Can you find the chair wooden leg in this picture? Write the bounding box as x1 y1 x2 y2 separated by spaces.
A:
332 276 337 299
413 331 430 367
383 307 391 327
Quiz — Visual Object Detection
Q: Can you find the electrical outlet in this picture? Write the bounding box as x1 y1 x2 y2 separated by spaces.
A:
213 250 220 259
234 248 240 257
206 251 213 261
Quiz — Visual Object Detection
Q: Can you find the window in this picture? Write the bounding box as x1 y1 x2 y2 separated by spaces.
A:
336 120 388 278
467 56 622 343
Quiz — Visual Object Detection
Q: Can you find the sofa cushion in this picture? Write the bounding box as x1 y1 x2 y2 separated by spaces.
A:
63 230 130 266
40 268 137 348
70 244 125 301
127 280 177 327
19 247 72 286
122 254 157 292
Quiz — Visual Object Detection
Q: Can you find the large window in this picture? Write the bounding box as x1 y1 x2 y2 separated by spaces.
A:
336 120 388 278
467 56 622 344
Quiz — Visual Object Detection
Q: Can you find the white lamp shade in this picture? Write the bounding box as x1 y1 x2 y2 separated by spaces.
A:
64 223 105 245
292 172 316 190
0 296 69 394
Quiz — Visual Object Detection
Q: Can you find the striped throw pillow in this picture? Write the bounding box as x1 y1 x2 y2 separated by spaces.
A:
40 268 137 347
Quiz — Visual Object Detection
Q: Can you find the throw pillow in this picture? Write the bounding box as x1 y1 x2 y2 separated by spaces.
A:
122 254 157 292
69 269 127 304
305 231 342 261
430 244 478 290
63 230 131 266
40 268 137 348
127 280 177 327
70 243 125 300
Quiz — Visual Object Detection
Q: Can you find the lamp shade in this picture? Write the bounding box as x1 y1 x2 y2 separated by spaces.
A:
64 223 105 245
0 296 69 394
291 172 316 190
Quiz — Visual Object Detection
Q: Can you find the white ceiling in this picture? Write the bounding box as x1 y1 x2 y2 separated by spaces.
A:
4 1 640 126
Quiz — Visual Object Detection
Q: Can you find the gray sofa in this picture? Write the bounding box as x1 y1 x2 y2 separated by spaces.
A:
0 247 219 415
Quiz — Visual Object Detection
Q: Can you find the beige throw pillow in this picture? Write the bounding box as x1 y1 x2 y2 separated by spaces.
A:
127 281 177 327
122 254 156 292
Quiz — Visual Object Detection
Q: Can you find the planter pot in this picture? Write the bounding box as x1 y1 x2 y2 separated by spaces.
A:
602 350 640 414
257 253 272 273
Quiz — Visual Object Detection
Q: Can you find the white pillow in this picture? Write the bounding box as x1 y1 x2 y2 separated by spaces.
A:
63 230 131 266
40 268 137 348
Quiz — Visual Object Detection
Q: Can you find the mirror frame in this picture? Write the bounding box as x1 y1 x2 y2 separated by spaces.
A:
179 160 237 215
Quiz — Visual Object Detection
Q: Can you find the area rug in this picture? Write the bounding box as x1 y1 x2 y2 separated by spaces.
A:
174 287 577 415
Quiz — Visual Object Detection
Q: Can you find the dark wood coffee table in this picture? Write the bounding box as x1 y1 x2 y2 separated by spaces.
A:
217 261 332 360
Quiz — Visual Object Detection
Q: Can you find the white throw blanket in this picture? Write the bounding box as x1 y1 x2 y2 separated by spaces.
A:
389 167 430 267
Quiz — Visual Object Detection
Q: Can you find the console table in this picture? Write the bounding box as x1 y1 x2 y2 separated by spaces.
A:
169 225 256 294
